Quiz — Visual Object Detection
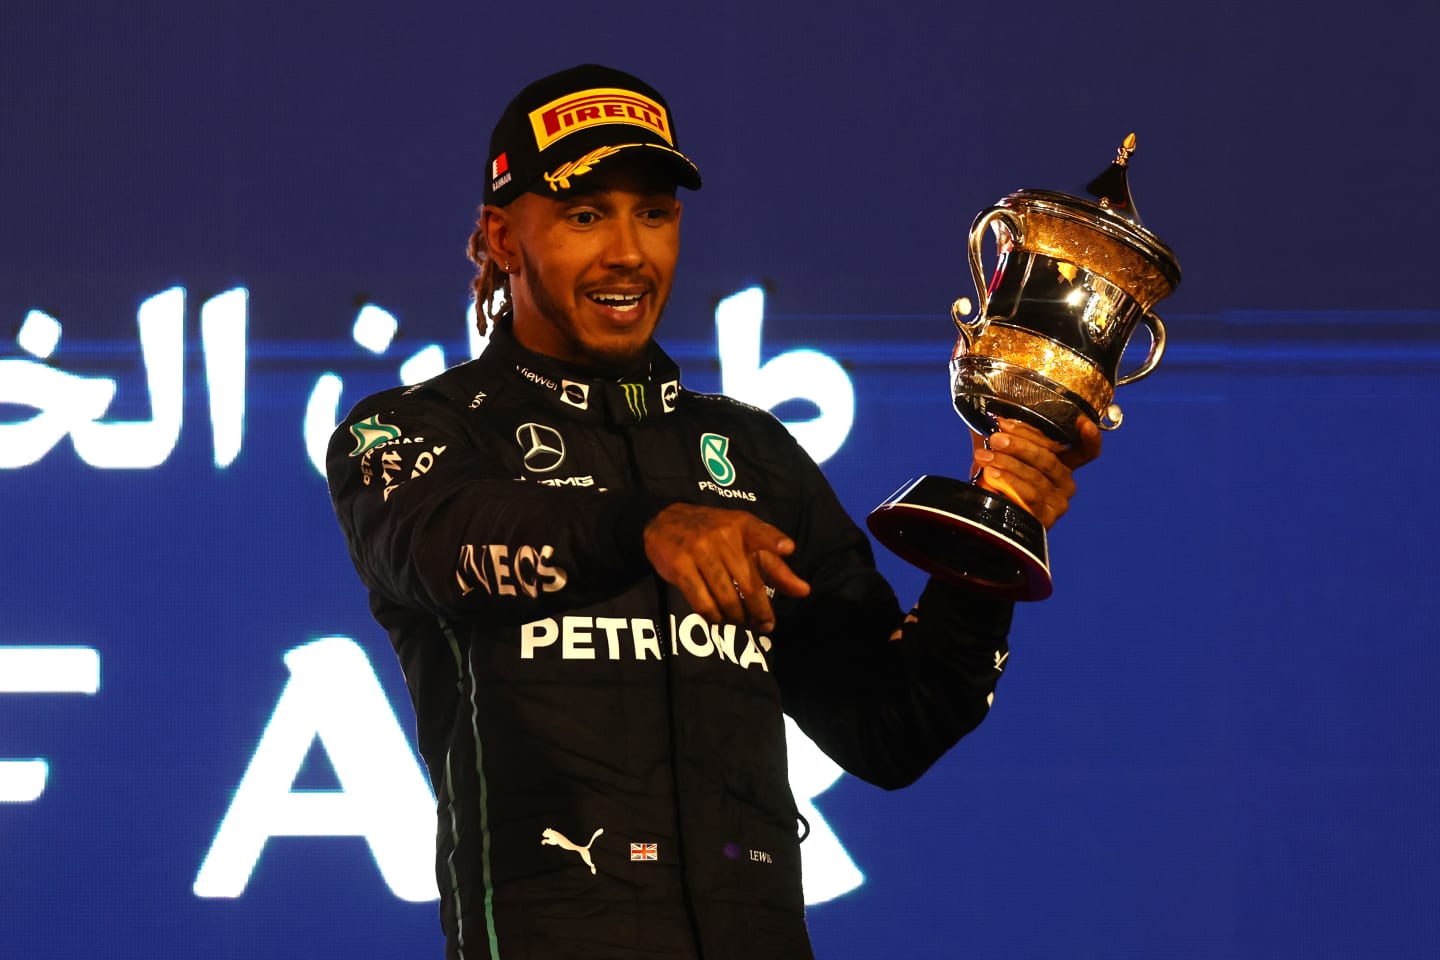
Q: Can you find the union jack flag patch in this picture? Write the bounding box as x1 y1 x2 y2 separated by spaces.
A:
630 842 657 861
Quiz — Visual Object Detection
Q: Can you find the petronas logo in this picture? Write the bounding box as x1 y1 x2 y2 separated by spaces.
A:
621 382 647 419
700 433 735 487
349 415 401 457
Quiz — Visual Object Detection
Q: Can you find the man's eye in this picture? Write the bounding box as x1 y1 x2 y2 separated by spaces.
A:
570 211 599 226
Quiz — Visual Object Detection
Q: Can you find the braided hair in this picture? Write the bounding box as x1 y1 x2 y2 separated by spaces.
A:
466 213 510 330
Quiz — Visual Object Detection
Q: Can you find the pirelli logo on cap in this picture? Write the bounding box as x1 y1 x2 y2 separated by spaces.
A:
529 87 672 151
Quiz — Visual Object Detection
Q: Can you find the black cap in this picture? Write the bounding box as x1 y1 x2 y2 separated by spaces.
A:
483 64 703 207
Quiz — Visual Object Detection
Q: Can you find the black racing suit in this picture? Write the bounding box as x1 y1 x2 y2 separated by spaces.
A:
326 318 1014 959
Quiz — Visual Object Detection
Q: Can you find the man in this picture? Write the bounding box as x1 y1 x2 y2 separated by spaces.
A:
327 64 1099 960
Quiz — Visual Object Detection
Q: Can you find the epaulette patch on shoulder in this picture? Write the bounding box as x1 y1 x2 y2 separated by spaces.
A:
404 355 494 410
690 390 778 421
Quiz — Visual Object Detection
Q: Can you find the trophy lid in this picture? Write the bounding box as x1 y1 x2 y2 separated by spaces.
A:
1085 133 1141 224
992 133 1182 294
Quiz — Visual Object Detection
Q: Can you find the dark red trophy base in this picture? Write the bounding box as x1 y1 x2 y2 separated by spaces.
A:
866 475 1052 601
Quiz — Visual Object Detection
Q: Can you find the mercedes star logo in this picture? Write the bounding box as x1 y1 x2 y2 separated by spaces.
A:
516 423 565 472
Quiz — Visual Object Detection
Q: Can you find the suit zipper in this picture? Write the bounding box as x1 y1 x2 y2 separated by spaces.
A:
618 421 706 960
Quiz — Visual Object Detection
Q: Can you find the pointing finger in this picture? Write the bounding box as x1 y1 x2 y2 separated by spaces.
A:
755 549 810 600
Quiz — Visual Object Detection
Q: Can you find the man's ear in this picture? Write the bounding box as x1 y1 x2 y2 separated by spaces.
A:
479 205 516 270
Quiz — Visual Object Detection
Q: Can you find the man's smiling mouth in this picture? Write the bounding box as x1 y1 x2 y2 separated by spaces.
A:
589 292 645 313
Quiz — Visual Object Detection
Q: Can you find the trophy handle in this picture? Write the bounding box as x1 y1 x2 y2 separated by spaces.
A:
950 295 986 340
1101 312 1166 431
963 208 1024 342
1114 310 1167 387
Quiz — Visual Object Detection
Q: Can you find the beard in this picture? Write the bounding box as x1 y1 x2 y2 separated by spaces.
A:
518 245 667 375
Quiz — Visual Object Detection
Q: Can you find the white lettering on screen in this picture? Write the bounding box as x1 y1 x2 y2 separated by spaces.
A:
716 286 855 465
3 285 855 473
0 646 101 803
0 634 860 906
193 636 437 902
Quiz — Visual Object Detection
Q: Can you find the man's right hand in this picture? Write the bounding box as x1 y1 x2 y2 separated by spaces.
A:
643 504 811 633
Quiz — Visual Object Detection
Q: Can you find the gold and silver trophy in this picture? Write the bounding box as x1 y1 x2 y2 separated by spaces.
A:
867 135 1182 600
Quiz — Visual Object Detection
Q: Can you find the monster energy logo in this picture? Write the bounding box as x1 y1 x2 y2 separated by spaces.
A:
621 383 647 419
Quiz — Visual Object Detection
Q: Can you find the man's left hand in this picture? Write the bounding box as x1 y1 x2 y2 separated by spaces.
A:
970 416 1102 529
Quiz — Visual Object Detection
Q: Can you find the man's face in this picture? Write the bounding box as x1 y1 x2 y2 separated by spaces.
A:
489 157 683 371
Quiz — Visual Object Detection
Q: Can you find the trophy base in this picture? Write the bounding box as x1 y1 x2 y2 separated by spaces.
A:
866 475 1052 601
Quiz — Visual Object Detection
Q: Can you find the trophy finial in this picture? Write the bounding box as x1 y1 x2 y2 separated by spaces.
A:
1116 132 1137 166
1085 133 1142 223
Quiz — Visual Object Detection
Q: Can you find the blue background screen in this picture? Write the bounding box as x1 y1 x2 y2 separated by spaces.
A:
2 2 1437 957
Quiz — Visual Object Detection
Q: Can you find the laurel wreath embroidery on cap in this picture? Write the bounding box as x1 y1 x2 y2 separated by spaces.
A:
544 145 625 191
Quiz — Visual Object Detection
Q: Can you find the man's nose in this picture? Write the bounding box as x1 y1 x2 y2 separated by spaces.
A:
601 220 645 269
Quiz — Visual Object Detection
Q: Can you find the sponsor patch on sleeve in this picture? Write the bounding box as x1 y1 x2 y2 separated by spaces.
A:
349 415 401 457
357 435 449 502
